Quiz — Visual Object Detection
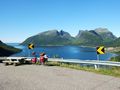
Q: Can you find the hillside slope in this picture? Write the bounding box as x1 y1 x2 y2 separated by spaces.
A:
0 41 21 56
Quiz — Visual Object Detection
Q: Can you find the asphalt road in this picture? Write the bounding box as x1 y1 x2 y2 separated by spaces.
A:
0 63 120 90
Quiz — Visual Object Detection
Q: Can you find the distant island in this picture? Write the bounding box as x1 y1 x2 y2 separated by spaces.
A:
0 40 21 57
21 28 119 47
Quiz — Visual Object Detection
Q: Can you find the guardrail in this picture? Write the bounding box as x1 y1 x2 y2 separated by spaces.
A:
0 57 120 69
19 57 120 69
48 58 120 69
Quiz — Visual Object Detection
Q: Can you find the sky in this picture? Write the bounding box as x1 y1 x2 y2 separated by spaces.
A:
0 0 120 43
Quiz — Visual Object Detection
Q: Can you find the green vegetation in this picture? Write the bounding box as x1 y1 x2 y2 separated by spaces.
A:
21 28 117 46
106 33 120 47
46 61 120 78
110 55 120 62
110 37 120 47
22 30 74 46
75 30 103 46
0 41 21 56
116 51 120 54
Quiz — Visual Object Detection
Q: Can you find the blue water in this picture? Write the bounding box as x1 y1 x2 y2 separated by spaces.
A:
7 43 115 61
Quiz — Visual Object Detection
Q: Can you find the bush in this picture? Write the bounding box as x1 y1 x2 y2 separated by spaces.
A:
110 55 120 62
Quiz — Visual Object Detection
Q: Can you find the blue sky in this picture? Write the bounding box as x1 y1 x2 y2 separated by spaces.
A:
0 0 120 43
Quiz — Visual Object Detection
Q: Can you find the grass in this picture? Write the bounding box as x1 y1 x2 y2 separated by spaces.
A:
45 61 120 78
33 47 120 77
110 55 120 62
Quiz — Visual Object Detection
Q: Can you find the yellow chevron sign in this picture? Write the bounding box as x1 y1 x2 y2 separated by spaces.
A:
96 46 105 54
28 44 34 49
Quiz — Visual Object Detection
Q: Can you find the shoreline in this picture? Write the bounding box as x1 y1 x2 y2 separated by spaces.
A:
106 47 120 53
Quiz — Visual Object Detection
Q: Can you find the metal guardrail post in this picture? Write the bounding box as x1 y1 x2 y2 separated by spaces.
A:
94 64 98 70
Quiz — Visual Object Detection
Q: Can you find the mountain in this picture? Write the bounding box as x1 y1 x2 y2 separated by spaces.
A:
75 28 116 46
22 30 74 46
75 30 103 46
21 28 117 46
107 37 120 47
94 28 117 42
0 40 21 56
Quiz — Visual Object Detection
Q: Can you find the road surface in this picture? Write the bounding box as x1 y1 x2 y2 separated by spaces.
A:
0 63 120 90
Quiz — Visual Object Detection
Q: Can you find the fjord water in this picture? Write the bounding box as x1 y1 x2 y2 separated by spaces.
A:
7 43 115 61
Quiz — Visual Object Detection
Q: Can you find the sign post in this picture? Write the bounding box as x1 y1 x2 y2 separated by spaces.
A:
28 44 34 57
97 54 99 61
96 46 105 69
28 44 34 49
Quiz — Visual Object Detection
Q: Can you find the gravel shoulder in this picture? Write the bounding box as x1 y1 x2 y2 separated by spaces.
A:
0 63 120 90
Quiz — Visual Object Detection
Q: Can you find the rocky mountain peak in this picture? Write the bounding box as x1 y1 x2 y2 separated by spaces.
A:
95 28 110 33
38 29 59 36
